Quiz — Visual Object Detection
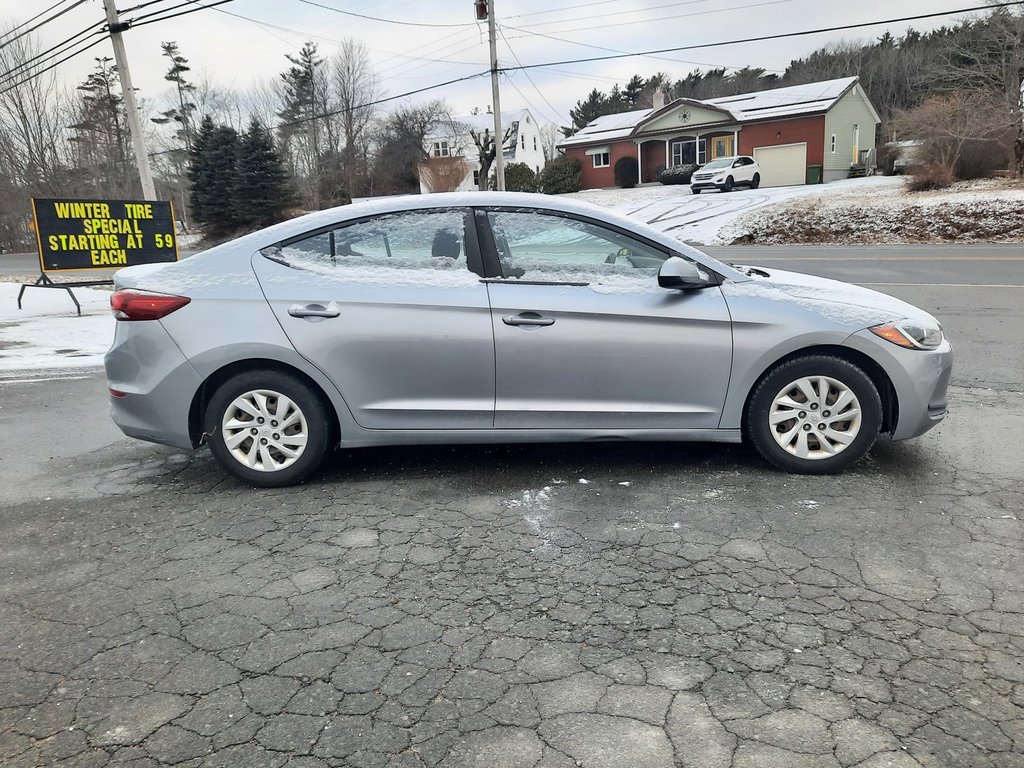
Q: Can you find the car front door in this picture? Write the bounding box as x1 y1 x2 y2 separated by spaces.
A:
253 208 495 430
480 209 733 430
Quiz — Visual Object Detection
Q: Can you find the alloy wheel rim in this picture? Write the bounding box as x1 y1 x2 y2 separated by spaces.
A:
221 389 308 472
768 375 862 460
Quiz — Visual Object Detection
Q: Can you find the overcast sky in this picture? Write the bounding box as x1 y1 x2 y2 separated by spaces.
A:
0 0 996 126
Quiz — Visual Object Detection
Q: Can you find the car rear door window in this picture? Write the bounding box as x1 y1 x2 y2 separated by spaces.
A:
265 210 479 279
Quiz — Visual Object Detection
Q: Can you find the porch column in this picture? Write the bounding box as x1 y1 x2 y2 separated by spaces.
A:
665 140 670 169
733 129 739 155
636 141 643 183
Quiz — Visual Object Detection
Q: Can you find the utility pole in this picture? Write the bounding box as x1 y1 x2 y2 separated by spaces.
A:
486 0 505 191
102 0 157 200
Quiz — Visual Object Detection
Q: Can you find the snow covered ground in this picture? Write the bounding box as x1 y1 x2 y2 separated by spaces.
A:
564 176 899 244
0 283 113 376
566 175 1024 245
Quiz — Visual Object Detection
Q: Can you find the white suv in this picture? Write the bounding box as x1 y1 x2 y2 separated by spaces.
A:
690 156 761 194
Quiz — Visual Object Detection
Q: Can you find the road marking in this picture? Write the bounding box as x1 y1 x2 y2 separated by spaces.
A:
858 283 1024 288
0 374 93 385
729 255 1024 261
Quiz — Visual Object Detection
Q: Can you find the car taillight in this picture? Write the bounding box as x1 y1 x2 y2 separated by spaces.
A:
110 289 190 321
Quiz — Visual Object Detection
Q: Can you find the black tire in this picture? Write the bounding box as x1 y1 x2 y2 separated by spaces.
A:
204 369 332 487
750 173 760 189
745 355 882 474
723 176 734 192
691 187 701 195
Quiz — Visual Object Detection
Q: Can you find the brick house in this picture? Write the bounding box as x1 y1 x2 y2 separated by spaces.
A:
558 77 880 189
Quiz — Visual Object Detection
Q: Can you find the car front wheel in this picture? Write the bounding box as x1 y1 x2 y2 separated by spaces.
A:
204 370 332 487
723 176 735 192
746 356 882 474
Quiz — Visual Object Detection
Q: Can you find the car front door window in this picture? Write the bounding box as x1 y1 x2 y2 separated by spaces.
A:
485 210 671 284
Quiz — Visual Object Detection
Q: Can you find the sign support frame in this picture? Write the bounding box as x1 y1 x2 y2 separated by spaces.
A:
17 272 113 317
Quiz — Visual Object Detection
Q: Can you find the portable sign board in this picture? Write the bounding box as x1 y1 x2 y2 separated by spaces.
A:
31 198 179 272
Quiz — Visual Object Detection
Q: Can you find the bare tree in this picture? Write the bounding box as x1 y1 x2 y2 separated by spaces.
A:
332 39 381 200
931 5 1024 174
891 90 1012 186
468 122 513 191
0 30 71 195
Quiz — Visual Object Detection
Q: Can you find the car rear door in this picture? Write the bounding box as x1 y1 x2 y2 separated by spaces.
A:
252 208 495 430
479 208 733 430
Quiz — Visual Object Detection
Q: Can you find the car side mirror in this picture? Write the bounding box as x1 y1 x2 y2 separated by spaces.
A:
658 256 707 289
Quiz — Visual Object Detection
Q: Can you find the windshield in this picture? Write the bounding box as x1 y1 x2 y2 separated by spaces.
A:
701 158 734 170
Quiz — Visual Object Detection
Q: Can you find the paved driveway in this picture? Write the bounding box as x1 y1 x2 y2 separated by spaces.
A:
1 251 1022 767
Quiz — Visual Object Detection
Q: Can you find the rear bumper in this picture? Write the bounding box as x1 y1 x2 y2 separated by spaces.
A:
104 320 203 449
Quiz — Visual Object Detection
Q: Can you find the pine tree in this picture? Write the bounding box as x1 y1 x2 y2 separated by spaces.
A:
188 117 242 234
235 118 294 228
69 57 132 197
151 42 197 152
187 115 216 227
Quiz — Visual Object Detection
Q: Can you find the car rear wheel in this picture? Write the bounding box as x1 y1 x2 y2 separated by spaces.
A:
723 176 734 192
751 173 760 189
746 356 882 474
204 370 331 487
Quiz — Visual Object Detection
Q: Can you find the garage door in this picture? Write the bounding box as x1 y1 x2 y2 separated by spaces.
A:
753 143 807 187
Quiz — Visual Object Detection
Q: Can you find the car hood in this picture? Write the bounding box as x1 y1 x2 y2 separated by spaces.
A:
728 266 939 329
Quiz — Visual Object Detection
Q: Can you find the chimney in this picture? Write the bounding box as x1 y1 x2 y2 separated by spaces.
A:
652 87 665 110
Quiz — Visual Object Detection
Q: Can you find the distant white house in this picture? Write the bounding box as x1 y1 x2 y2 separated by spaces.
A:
420 108 549 193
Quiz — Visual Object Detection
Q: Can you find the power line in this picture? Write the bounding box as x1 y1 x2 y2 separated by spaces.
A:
278 69 490 130
294 0 478 28
497 28 564 124
508 0 794 37
499 2 1024 73
0 36 106 96
125 0 237 28
519 0 781 29
0 21 105 87
501 23 784 74
0 0 89 51
0 0 74 42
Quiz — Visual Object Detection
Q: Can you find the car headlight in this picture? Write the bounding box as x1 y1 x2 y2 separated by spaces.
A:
870 321 943 350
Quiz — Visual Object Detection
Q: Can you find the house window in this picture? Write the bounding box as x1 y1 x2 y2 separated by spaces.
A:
473 170 480 186
432 141 450 157
670 139 706 166
521 135 526 149
830 134 837 154
592 152 610 168
533 137 537 151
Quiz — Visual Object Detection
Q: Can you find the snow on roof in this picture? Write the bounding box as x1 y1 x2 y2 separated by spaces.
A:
704 76 858 121
558 77 864 148
426 110 528 139
559 107 653 148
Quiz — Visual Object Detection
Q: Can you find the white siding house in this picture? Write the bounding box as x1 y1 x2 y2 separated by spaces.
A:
420 109 548 193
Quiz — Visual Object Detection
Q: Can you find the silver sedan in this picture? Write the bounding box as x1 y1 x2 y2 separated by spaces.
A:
105 192 952 486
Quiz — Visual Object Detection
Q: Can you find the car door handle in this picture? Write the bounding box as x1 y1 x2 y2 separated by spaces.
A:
288 303 340 319
503 312 555 327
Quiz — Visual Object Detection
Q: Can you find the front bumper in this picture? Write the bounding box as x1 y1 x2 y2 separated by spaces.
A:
846 329 954 440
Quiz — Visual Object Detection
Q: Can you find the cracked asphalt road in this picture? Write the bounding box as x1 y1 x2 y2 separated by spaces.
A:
1 256 1022 767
